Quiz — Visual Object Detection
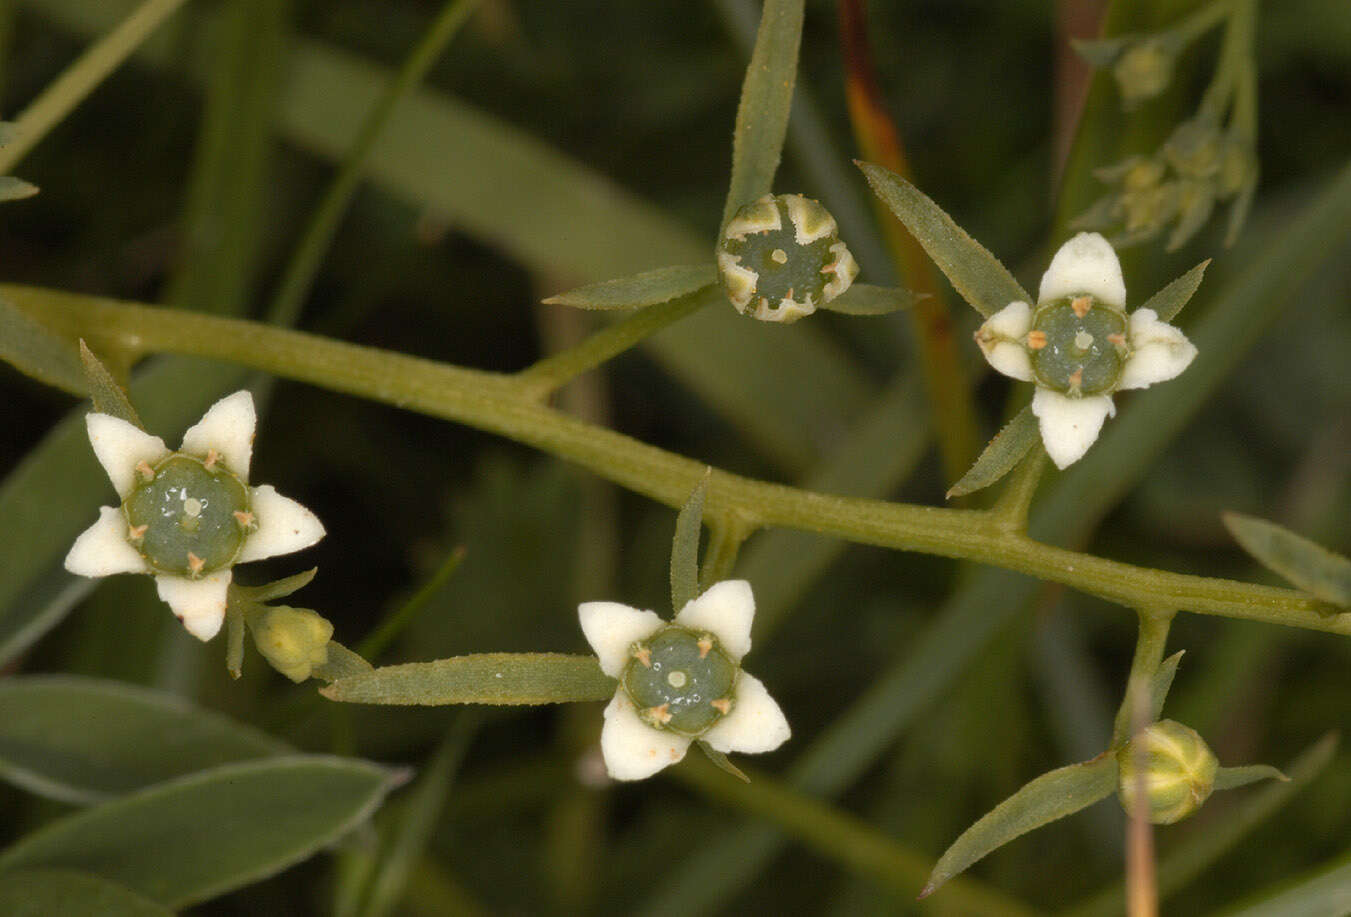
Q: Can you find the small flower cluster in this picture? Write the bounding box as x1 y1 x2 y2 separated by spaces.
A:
975 232 1197 468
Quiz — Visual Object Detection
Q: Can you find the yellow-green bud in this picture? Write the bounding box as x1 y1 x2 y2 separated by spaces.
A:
1164 121 1223 180
1113 39 1175 108
249 605 333 682
1117 720 1218 825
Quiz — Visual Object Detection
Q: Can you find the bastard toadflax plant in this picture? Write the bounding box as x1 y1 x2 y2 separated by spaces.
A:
0 0 1349 914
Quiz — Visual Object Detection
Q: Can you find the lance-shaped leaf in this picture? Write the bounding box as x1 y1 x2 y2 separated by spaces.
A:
1222 513 1351 609
320 653 614 706
947 405 1038 499
0 294 85 396
0 869 172 917
671 470 710 612
1149 650 1185 723
0 756 398 908
1213 764 1288 792
921 753 1118 898
722 0 804 226
857 161 1031 317
817 284 920 316
0 675 289 804
1139 260 1209 322
543 264 716 311
78 341 141 428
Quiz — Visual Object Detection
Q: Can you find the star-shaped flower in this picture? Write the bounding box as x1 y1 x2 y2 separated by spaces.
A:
579 580 790 781
974 232 1198 468
64 391 325 641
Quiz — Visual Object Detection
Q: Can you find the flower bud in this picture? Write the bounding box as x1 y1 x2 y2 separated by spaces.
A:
248 605 334 682
716 193 858 323
1164 120 1223 180
1217 135 1257 199
1117 719 1218 825
1113 39 1176 108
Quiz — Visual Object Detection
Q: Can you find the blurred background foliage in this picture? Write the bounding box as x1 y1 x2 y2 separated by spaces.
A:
0 0 1349 913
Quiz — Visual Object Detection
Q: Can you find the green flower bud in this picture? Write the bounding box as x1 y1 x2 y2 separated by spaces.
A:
1164 120 1223 180
122 453 253 578
1217 135 1257 199
1113 38 1176 108
1117 720 1218 825
621 624 739 736
717 193 858 323
248 605 334 682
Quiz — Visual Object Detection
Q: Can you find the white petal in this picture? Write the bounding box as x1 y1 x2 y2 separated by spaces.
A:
1031 388 1116 469
975 301 1034 381
236 485 325 563
1118 308 1198 390
985 341 1034 381
85 414 168 499
673 579 755 662
155 570 231 641
180 390 256 480
702 673 791 754
600 691 691 781
578 601 664 678
64 506 150 577
1038 232 1127 308
983 300 1033 338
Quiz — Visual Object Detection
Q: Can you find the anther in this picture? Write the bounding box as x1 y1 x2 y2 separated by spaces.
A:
647 704 673 725
1026 330 1048 350
711 698 732 715
203 449 219 471
233 510 255 528
186 552 205 577
697 636 713 659
1071 296 1093 318
136 461 156 481
632 646 652 668
127 523 148 541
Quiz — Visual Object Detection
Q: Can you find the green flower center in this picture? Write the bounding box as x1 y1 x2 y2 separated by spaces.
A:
1029 296 1129 395
122 453 252 577
621 625 738 736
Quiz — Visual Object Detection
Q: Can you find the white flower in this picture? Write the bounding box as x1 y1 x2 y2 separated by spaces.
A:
974 232 1197 468
578 580 791 781
64 391 325 641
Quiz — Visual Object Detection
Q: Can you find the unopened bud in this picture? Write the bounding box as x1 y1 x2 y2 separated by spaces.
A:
249 605 334 682
1113 39 1176 107
1117 720 1218 825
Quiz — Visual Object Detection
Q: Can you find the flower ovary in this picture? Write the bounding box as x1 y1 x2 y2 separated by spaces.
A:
1029 296 1129 395
622 625 737 736
122 453 251 577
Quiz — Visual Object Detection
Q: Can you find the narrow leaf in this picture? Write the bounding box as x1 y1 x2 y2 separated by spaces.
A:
817 284 920 316
722 0 805 226
230 568 318 605
314 641 376 682
1139 260 1209 322
0 675 289 804
921 753 1118 898
671 470 710 612
1223 513 1351 608
857 161 1031 317
0 295 85 395
78 341 141 428
1213 763 1288 791
542 264 715 310
0 175 39 201
947 405 1038 499
1149 650 1185 723
0 868 171 917
320 653 614 706
0 756 397 908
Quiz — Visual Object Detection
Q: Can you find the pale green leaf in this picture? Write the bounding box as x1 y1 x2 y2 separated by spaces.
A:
0 175 39 201
320 653 614 706
1220 848 1351 917
1223 513 1351 608
721 0 804 226
314 641 376 682
1139 260 1209 322
1213 763 1289 791
78 341 141 428
0 295 85 395
1149 649 1185 723
817 284 919 316
857 161 1031 317
0 869 171 917
671 470 710 613
0 756 397 908
921 753 1118 898
946 406 1038 499
0 675 289 804
543 265 716 311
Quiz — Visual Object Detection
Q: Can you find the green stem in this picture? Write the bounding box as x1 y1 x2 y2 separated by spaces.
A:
1197 0 1248 124
988 444 1049 532
1111 609 1175 748
1171 0 1233 45
7 286 1348 635
265 0 482 328
698 520 750 591
0 0 191 173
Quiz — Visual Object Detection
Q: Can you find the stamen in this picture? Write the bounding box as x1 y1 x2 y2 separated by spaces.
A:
632 646 652 668
647 704 673 725
1026 330 1048 350
233 510 255 528
1071 296 1092 317
711 698 732 715
697 636 713 659
186 552 205 577
136 460 156 481
127 523 148 541
203 448 219 471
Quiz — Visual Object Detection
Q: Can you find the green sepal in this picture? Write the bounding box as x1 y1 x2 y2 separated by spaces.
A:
1213 763 1289 791
947 405 1037 499
1149 649 1185 724
857 161 1031 317
78 340 142 428
817 284 919 316
696 742 749 783
1223 513 1351 609
542 264 716 310
671 469 710 612
1139 260 1209 322
229 569 318 606
319 653 615 706
921 752 1118 899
